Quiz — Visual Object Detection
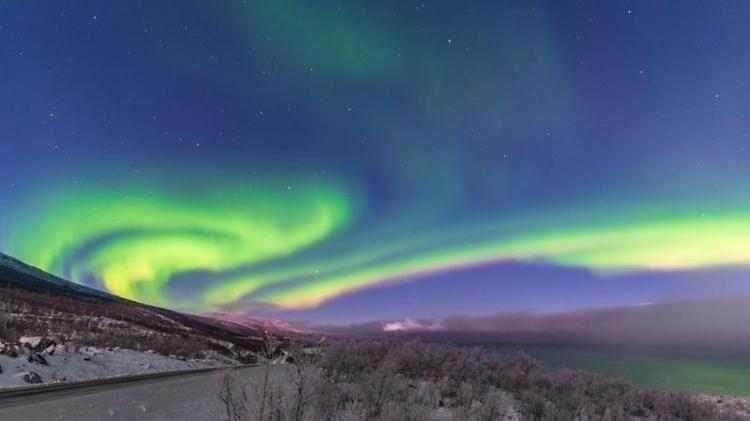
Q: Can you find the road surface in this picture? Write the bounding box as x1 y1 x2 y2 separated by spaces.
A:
0 366 258 420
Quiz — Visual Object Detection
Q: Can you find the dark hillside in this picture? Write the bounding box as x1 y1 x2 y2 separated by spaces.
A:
0 252 264 362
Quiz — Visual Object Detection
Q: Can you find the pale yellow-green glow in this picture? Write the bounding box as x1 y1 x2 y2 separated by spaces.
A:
5 181 353 306
256 212 750 309
6 178 750 312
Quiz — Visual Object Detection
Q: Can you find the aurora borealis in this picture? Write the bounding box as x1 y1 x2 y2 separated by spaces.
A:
2 1 750 323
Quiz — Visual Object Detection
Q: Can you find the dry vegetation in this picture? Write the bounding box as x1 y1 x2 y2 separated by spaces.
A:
1 255 746 420
218 339 747 421
0 287 262 362
0 253 269 363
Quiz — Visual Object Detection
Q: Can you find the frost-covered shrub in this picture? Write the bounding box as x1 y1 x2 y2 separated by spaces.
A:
217 339 735 421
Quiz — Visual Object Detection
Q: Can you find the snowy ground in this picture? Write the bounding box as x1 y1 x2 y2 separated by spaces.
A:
698 394 750 419
0 367 256 421
0 345 225 389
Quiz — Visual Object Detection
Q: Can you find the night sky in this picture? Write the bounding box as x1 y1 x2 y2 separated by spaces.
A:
2 1 750 324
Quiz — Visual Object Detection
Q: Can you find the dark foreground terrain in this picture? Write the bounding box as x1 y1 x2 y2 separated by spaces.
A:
0 252 271 363
217 339 749 421
1 252 748 420
1 338 746 421
0 366 259 420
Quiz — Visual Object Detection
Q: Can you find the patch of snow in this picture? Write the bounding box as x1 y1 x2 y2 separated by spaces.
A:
207 313 310 334
18 336 43 348
0 345 225 389
383 318 441 332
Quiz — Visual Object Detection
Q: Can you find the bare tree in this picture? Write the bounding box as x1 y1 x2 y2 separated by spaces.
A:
215 338 734 421
285 339 320 421
0 313 17 342
469 388 516 421
257 331 281 421
219 370 249 421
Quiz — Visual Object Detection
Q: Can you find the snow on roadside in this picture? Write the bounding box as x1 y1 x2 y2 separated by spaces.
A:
697 394 750 419
0 345 226 389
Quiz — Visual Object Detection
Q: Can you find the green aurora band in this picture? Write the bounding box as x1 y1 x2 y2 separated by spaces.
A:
3 2 750 314
3 180 353 307
4 181 750 311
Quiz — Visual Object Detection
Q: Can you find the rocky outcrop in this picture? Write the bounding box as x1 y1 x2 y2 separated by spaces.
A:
3 337 57 361
27 352 48 366
19 336 56 353
0 340 18 358
19 372 43 384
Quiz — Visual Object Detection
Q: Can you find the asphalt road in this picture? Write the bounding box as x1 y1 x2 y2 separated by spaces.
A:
0 366 258 421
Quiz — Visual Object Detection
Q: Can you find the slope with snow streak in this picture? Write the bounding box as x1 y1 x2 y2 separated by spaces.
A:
0 346 218 389
0 252 267 363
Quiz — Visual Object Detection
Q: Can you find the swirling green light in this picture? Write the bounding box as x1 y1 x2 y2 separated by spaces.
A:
3 180 353 307
5 180 750 311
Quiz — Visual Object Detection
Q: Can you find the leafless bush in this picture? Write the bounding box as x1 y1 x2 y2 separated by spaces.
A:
217 338 736 421
0 287 264 362
469 388 516 421
377 400 433 421
217 336 328 421
219 370 251 421
0 313 18 342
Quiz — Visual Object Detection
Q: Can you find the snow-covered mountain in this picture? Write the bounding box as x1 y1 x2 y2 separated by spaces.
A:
205 312 311 336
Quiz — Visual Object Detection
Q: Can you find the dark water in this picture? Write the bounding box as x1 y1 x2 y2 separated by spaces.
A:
484 344 750 396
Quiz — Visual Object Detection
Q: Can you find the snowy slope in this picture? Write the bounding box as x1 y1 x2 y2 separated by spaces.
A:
0 345 221 388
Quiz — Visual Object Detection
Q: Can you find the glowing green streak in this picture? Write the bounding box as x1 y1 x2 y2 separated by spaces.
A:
4 181 352 306
202 231 440 307
257 211 750 309
7 177 750 312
